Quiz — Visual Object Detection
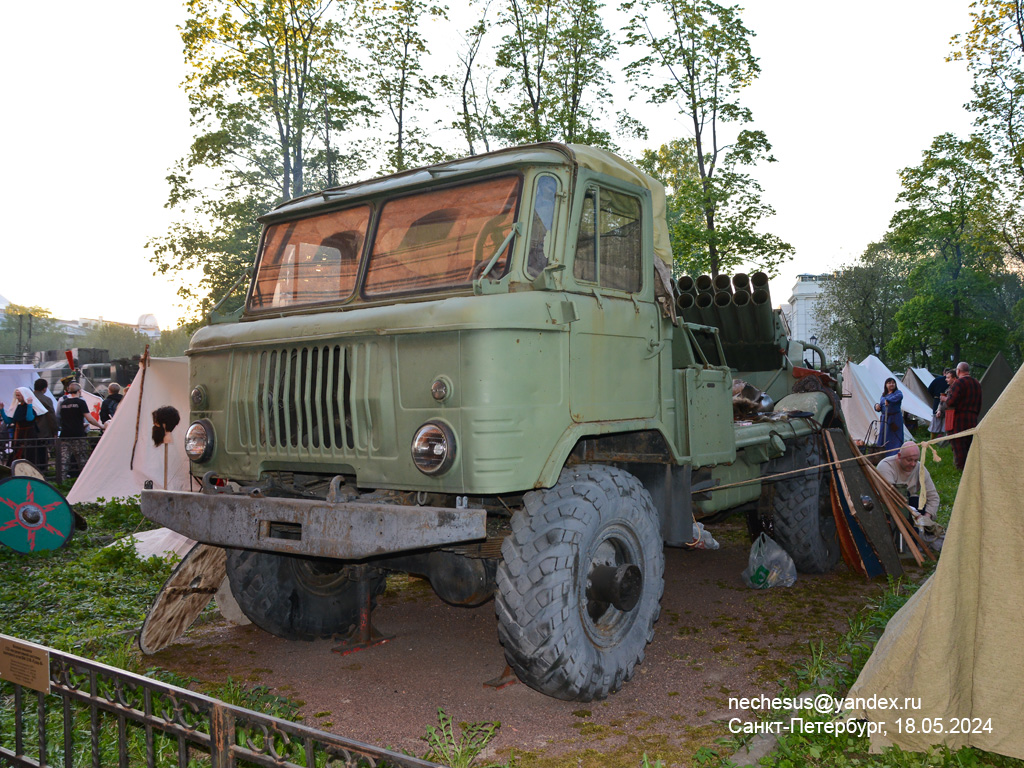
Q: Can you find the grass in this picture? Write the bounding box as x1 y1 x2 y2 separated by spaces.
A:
682 449 1024 768
4 459 1014 768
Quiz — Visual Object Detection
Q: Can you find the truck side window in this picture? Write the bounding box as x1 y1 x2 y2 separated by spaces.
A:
573 188 598 283
527 175 558 278
599 190 642 292
572 187 642 292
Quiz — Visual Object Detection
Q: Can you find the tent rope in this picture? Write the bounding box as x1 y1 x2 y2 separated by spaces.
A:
694 427 980 496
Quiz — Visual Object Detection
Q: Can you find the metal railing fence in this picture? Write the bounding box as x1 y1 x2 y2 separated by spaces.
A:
0 636 440 768
0 436 100 484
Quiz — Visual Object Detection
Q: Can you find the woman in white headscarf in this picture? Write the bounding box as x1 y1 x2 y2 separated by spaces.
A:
2 387 48 463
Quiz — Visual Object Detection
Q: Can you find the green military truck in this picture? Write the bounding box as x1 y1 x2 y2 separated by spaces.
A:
141 143 842 702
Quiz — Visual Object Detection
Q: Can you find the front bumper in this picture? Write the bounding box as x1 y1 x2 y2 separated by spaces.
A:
141 490 486 560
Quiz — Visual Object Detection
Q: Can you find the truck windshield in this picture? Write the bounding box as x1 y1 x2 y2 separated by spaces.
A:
363 176 521 296
251 205 371 310
249 175 522 310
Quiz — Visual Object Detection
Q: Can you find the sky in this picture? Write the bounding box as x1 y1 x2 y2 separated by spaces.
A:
0 0 977 329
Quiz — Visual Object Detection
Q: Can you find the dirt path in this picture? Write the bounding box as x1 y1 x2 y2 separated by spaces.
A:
150 521 891 766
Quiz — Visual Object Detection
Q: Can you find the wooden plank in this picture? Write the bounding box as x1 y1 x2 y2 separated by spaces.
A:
826 428 904 578
823 434 869 577
823 431 883 578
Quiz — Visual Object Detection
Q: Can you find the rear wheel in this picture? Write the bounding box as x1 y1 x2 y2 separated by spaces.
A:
763 436 839 574
225 549 385 641
495 465 664 701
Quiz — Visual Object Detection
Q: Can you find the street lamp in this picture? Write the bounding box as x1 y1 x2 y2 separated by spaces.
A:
809 334 818 369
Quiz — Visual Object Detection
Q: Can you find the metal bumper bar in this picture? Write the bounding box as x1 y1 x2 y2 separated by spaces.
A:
141 490 487 560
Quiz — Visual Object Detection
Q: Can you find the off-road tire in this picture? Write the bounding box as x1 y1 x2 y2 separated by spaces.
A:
225 549 385 641
495 464 665 701
766 435 839 574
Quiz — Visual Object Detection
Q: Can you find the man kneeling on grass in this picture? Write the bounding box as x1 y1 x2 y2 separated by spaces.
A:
877 440 944 551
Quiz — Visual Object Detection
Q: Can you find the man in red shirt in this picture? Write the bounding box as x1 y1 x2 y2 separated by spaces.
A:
941 361 982 471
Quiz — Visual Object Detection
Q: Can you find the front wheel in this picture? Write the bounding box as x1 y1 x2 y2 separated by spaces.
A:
765 435 839 574
225 549 385 641
495 465 665 701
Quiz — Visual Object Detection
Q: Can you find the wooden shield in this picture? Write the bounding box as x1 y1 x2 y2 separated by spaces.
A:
138 544 227 655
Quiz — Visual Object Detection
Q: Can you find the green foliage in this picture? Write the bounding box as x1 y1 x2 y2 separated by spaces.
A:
885 133 1020 368
952 0 1024 271
359 0 450 172
150 0 371 321
150 323 199 357
492 0 616 148
422 708 511 768
0 304 71 359
79 322 150 359
814 241 911 364
0 496 170 654
452 5 496 156
623 0 792 278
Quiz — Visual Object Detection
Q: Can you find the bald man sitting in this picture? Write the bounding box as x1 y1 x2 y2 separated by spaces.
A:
877 440 945 551
877 441 939 519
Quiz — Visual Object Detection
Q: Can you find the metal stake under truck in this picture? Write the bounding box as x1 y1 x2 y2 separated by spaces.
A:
142 143 842 702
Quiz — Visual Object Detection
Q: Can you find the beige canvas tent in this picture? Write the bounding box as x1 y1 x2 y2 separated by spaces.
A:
67 357 194 504
846 363 1024 759
901 366 936 407
979 352 1014 421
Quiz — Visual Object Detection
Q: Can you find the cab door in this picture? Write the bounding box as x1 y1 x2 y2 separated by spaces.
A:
568 180 661 422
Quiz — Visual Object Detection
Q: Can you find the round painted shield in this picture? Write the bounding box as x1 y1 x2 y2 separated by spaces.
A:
0 476 75 554
138 543 227 655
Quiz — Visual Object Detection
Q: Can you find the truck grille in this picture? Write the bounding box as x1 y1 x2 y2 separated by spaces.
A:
229 342 390 459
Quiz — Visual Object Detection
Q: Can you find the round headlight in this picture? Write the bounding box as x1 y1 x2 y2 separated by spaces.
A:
184 419 214 463
411 422 456 475
190 385 208 408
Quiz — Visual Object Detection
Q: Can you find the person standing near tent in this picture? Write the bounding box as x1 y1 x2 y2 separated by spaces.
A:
1 387 46 463
100 382 123 424
942 361 982 471
32 378 59 470
59 382 106 477
874 377 904 456
927 372 948 438
935 368 956 434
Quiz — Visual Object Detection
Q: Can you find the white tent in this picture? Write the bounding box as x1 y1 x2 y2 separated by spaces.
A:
847 363 1024 759
842 360 914 445
67 357 194 504
858 355 934 422
0 365 40 400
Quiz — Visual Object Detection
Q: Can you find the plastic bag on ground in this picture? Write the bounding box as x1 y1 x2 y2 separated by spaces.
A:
687 521 720 550
741 533 797 589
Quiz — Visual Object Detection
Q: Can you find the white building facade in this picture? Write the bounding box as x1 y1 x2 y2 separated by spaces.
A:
782 273 827 348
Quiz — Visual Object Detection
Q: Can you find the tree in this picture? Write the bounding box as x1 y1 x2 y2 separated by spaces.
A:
359 0 450 172
887 133 1003 362
453 3 497 155
150 0 369 320
80 324 151 360
0 306 70 360
151 325 199 357
493 0 616 146
635 138 705 273
813 241 911 365
623 0 792 278
952 0 1024 267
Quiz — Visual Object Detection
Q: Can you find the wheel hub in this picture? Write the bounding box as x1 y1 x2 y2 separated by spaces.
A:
586 564 642 613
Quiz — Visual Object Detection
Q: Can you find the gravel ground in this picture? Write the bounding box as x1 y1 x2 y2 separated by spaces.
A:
150 520 891 767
